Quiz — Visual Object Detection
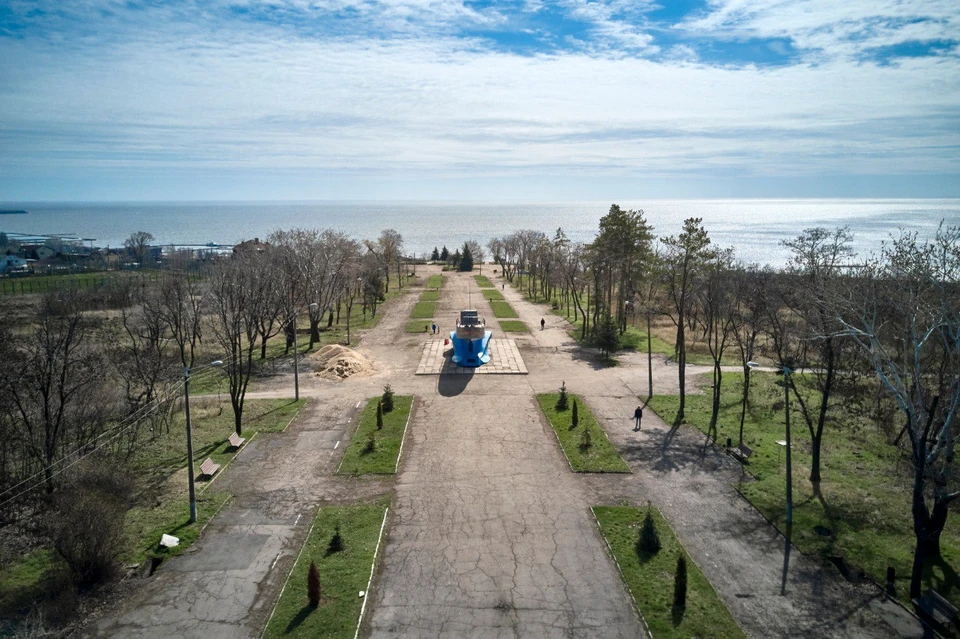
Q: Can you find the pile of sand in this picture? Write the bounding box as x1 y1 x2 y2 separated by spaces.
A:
309 344 375 380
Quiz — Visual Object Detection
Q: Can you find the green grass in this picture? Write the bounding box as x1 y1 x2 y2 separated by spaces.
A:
338 396 413 474
537 393 630 473
0 550 60 616
263 501 389 639
0 270 166 296
482 289 504 301
125 398 306 564
619 326 675 358
593 506 745 638
647 372 960 608
499 320 529 332
411 301 437 319
474 275 494 288
405 321 431 333
489 301 518 318
420 290 440 301
426 275 445 289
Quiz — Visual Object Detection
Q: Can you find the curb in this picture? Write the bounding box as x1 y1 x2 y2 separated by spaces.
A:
394 397 415 474
259 507 317 639
354 506 390 639
590 506 653 638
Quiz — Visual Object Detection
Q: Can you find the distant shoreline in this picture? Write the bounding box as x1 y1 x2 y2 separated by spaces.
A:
0 210 28 215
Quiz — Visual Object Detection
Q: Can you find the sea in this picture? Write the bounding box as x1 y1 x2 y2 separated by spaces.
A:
1 199 958 268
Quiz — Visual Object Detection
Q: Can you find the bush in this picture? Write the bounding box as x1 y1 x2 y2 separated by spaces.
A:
363 433 376 454
308 561 321 607
579 427 592 451
49 460 132 588
571 400 579 429
673 554 688 609
556 382 569 411
376 401 384 430
381 385 394 412
636 505 661 555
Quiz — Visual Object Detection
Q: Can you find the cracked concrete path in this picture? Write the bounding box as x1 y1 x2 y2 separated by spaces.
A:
367 384 644 638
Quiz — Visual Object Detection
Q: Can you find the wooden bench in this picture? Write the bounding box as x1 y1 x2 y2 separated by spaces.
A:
198 457 220 478
730 443 753 463
228 432 246 449
914 589 959 630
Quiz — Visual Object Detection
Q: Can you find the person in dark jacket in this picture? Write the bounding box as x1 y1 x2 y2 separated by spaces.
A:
633 405 643 431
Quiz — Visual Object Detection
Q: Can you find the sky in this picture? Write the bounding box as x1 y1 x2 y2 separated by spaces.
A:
1 0 958 201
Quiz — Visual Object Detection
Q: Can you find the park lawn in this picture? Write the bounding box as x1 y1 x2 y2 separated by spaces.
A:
537 394 630 473
619 326 675 358
474 275 494 288
263 501 389 639
647 372 960 608
499 320 529 332
420 290 440 301
427 275 445 289
593 506 745 639
405 320 431 333
125 397 306 564
0 549 61 617
411 301 437 319
482 289 504 300
0 270 162 296
338 396 413 474
489 301 518 318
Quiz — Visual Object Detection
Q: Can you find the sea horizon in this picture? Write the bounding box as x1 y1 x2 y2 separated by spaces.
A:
3 197 959 268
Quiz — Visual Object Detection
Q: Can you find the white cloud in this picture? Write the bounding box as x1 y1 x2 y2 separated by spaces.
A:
0 1 958 196
681 0 960 60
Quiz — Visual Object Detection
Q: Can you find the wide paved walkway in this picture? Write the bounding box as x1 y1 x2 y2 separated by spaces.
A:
367 384 644 638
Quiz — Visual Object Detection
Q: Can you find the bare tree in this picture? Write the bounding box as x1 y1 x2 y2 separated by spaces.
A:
779 227 855 484
729 265 770 445
209 254 267 435
837 223 960 599
124 231 155 267
0 291 110 492
696 248 737 438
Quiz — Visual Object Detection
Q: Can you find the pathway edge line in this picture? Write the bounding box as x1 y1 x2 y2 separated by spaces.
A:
354 506 390 639
259 507 316 639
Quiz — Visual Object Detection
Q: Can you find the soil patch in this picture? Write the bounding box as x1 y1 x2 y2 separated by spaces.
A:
309 345 375 380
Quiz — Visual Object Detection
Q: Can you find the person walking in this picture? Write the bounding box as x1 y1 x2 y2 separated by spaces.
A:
633 405 643 431
540 317 545 330
431 322 437 335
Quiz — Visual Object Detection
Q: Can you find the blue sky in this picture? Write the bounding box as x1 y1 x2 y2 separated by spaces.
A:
1 0 958 200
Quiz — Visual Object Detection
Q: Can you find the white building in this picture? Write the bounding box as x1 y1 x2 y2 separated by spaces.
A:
1 255 28 273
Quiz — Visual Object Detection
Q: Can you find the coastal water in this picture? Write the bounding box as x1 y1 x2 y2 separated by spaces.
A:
1 199 958 267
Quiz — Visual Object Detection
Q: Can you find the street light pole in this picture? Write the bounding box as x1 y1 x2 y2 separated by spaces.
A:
184 366 198 523
646 309 653 399
184 360 222 524
781 364 794 596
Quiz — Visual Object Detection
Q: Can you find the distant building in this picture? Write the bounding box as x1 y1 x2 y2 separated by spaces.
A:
1 255 28 273
20 244 55 261
232 238 270 254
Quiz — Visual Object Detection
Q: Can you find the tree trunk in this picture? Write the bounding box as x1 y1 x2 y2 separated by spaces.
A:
709 362 722 437
310 318 320 345
677 320 686 424
260 337 268 360
739 366 750 445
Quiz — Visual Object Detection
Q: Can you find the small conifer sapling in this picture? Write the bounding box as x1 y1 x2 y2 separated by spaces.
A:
579 426 591 450
673 554 688 609
571 399 579 429
327 522 344 554
637 503 661 555
376 401 384 430
556 381 569 411
381 385 395 412
308 560 321 607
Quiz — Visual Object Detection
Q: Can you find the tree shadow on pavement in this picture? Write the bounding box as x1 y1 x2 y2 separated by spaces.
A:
438 371 474 396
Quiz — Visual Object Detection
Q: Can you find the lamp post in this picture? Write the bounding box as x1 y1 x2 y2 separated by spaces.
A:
184 360 222 523
292 302 317 402
780 363 794 596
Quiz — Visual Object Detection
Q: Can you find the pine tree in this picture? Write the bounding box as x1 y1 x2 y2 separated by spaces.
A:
673 554 688 609
440 245 449 262
431 246 440 261
381 384 394 412
636 503 661 555
556 381 568 411
571 399 579 429
459 242 474 272
579 427 592 450
308 560 321 607
594 312 621 357
376 401 384 429
452 249 462 268
328 522 344 554
364 432 376 454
